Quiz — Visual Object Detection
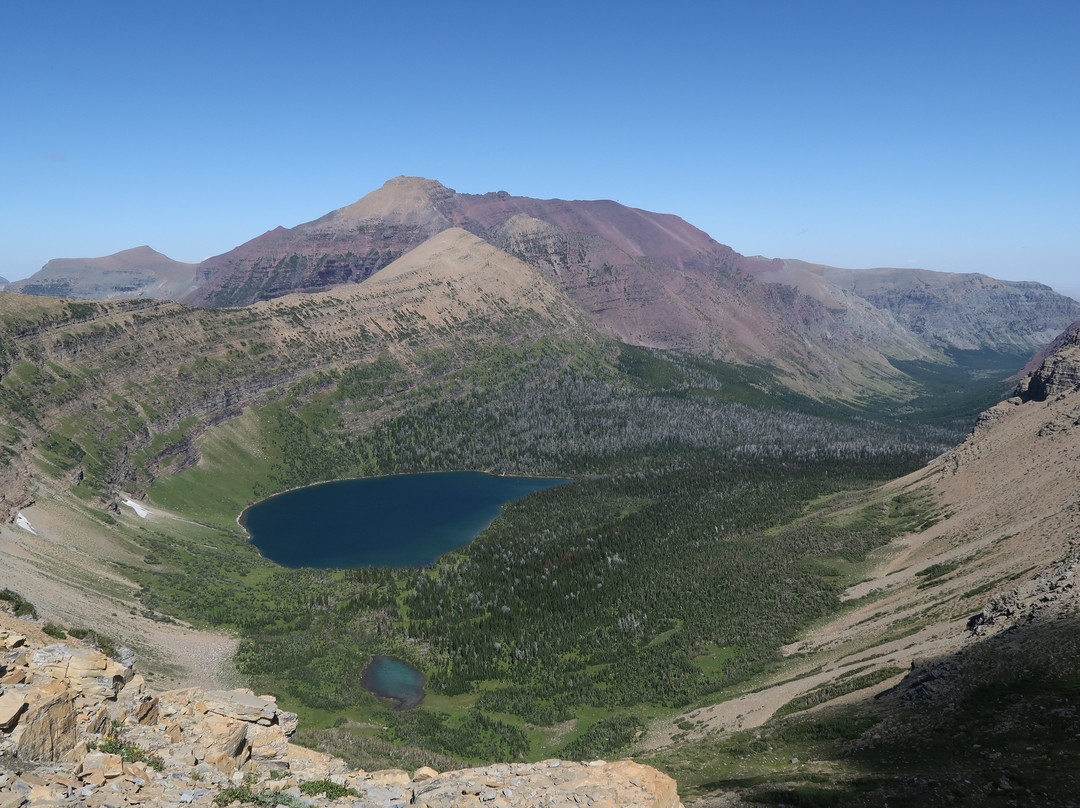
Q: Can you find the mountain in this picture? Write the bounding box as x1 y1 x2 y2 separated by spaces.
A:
180 177 1080 403
4 206 1080 802
18 179 1079 406
745 257 1080 355
9 245 198 301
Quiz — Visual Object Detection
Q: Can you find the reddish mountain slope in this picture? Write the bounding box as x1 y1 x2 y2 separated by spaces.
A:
185 178 909 397
185 177 748 308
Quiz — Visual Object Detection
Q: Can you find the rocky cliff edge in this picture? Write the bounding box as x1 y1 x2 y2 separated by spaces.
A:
1014 320 1080 402
0 618 682 808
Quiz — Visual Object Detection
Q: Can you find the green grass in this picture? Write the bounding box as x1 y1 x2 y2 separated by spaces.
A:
691 645 742 677
147 410 277 526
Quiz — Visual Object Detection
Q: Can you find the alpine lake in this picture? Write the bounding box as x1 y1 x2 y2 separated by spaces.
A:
240 471 569 708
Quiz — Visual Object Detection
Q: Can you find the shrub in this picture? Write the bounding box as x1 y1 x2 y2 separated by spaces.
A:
87 738 164 771
0 588 38 619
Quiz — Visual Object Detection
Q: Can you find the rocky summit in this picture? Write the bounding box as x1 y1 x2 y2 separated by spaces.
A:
0 617 682 808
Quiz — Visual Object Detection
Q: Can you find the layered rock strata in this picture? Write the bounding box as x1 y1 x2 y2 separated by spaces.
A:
1015 321 1080 401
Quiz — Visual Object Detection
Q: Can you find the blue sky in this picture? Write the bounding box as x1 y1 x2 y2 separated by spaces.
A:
3 1 1078 298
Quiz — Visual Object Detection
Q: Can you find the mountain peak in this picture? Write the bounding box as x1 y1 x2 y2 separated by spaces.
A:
9 245 197 301
336 176 455 223
113 245 168 259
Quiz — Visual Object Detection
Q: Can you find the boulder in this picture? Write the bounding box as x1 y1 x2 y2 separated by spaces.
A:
15 686 77 762
81 750 125 779
30 645 128 699
199 689 277 724
0 690 27 730
111 673 159 724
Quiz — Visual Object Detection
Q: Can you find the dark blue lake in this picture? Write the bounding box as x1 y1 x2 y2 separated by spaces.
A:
240 471 568 569
360 656 426 709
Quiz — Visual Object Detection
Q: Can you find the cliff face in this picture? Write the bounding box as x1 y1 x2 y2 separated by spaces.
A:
0 615 683 808
1015 321 1080 401
823 268 1080 353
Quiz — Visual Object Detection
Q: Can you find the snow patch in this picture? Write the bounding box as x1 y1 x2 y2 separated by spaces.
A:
121 498 150 519
15 512 38 535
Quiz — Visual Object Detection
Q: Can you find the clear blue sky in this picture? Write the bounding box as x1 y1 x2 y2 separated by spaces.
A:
3 1 1078 298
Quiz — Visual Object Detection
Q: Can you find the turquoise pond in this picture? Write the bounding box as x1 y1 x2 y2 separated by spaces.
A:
360 656 426 709
240 471 568 569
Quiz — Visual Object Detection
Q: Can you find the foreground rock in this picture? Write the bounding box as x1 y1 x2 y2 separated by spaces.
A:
0 618 682 807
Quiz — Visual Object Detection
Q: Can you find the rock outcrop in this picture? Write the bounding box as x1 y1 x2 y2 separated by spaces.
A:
1015 321 1080 401
966 552 1080 637
0 619 683 808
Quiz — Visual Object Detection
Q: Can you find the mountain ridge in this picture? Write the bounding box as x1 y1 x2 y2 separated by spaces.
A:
180 177 1080 399
175 177 1074 405
747 258 1080 353
14 178 1080 407
10 245 198 301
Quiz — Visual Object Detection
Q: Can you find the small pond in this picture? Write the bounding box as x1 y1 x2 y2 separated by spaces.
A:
360 656 426 709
